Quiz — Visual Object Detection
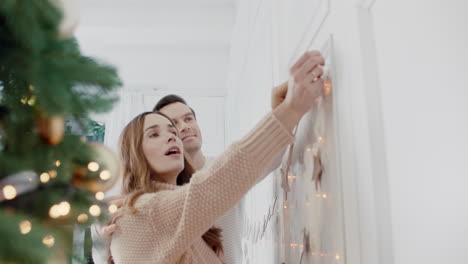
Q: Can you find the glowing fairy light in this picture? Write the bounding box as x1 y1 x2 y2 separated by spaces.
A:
88 162 99 172
99 170 111 181
57 201 71 216
3 185 17 200
19 220 32 234
89 205 101 217
77 214 88 223
48 170 57 178
42 235 55 248
40 173 50 183
108 204 118 214
49 205 61 219
95 192 105 200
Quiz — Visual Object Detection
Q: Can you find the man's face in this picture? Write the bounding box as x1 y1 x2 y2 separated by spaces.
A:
159 102 203 154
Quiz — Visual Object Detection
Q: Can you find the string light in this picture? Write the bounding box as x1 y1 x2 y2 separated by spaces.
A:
322 194 327 199
324 80 332 96
89 205 101 217
57 201 71 216
287 175 296 179
95 192 105 200
27 96 36 106
55 160 61 167
40 173 50 183
28 85 35 91
19 220 32 234
108 204 118 214
48 170 57 178
99 170 111 181
42 235 55 248
335 254 341 260
318 136 323 143
88 162 99 172
3 185 17 200
77 214 88 223
49 205 61 219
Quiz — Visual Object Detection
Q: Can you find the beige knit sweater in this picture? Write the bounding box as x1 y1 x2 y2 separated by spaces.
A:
109 112 294 263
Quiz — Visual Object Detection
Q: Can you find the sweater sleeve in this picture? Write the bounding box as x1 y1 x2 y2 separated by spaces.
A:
137 111 294 262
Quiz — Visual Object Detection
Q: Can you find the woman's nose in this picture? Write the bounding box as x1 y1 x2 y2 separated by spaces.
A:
168 134 176 143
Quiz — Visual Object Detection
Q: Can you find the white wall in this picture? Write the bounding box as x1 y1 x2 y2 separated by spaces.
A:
372 0 468 263
226 0 468 263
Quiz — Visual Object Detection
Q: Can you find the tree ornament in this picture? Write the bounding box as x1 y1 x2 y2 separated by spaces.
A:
36 115 65 145
72 143 120 193
0 171 39 202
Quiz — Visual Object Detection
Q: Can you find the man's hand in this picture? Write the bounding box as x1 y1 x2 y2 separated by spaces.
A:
271 81 288 109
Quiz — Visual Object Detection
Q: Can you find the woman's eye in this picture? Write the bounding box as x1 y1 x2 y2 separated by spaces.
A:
149 133 159 138
185 117 193 122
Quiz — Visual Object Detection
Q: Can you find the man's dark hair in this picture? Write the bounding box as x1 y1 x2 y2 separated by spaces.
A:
153 94 197 119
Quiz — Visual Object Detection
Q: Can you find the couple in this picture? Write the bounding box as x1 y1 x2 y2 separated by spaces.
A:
93 51 325 264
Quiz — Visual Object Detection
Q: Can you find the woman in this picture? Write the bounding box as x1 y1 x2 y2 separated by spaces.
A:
109 51 325 263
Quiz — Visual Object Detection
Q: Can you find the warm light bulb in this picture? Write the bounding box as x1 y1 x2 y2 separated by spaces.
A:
89 205 101 217
77 214 88 223
336 254 341 260
40 173 50 183
322 194 327 199
324 80 332 96
19 220 32 234
318 136 323 143
3 185 17 200
27 96 36 106
108 204 118 214
42 235 55 248
49 205 61 219
99 170 111 181
95 192 105 201
58 201 71 216
88 162 99 172
55 160 61 167
48 170 57 178
288 175 296 179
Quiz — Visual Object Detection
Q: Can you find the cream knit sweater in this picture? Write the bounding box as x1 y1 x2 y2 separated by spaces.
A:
109 112 294 263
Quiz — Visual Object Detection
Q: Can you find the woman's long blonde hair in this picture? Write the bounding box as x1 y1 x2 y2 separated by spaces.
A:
114 111 223 261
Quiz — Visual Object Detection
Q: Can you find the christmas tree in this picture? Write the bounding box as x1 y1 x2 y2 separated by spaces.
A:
0 0 121 263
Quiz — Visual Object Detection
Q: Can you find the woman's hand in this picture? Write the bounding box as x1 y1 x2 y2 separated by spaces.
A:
272 51 325 131
284 51 325 116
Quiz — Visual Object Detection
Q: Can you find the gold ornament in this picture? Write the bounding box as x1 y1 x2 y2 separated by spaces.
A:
72 143 120 193
37 115 65 145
